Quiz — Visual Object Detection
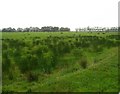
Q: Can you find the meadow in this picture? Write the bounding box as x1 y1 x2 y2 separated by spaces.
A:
2 31 120 92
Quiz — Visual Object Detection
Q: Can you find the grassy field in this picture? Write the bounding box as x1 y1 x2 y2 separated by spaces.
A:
2 31 118 40
2 31 119 92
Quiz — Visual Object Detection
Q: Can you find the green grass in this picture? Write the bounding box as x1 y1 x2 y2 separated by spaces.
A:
2 31 118 40
3 47 118 92
2 31 119 92
28 47 118 92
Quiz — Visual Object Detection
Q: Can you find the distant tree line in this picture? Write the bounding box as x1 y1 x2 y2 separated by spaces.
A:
0 26 70 32
75 26 119 32
1 26 119 32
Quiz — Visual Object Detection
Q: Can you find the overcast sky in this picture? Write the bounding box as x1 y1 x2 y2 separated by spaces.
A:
0 0 119 30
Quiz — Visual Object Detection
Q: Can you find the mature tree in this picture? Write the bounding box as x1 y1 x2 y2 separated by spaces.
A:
52 27 59 32
2 27 16 32
60 27 70 31
17 28 23 32
41 26 70 32
29 27 40 32
23 28 30 32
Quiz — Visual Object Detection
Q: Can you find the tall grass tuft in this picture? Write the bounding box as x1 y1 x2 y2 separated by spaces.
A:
26 71 38 82
79 56 88 69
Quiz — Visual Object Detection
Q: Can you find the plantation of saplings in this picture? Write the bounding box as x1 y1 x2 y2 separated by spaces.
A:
2 31 120 92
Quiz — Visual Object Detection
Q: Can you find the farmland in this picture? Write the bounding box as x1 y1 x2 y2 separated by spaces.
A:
2 31 120 92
